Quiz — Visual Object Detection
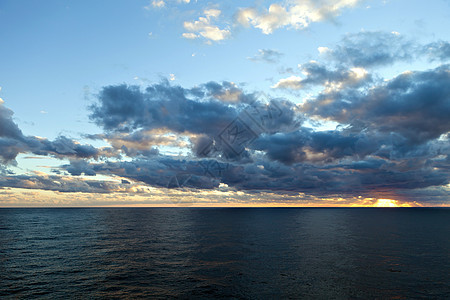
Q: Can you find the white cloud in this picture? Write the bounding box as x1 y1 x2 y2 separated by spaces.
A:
152 0 165 8
169 74 176 81
182 9 231 42
145 0 191 10
349 67 367 80
182 32 198 39
237 0 361 34
318 46 331 54
272 75 303 89
204 8 221 18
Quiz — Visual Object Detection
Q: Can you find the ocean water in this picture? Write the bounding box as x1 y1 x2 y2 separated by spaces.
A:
0 208 449 299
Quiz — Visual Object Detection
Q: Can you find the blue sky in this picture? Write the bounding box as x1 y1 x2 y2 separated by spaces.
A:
0 0 449 206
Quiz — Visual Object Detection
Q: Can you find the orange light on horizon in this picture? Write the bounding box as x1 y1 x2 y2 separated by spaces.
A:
373 199 411 207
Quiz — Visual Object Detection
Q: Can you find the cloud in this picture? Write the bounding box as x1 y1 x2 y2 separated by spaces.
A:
273 61 370 90
89 80 300 161
248 49 284 63
32 136 101 159
264 33 440 101
64 159 97 176
202 81 245 103
152 0 165 8
89 80 297 136
145 0 191 10
0 173 139 194
80 72 449 203
0 100 25 140
182 33 198 39
54 142 447 201
301 64 450 144
251 128 375 165
272 76 304 89
424 41 450 62
183 9 231 42
97 129 183 157
313 31 450 69
0 100 27 163
0 99 106 164
237 0 361 34
89 82 239 135
320 31 415 67
1 54 449 205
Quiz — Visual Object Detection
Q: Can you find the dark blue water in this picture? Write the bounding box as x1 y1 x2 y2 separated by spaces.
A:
0 208 449 299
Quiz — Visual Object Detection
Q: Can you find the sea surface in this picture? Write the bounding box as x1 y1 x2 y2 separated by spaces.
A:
0 208 449 299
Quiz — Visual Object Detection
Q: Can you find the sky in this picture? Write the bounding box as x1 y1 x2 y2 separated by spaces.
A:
0 0 449 207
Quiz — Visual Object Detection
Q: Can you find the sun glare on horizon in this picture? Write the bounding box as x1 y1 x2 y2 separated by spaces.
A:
373 199 411 207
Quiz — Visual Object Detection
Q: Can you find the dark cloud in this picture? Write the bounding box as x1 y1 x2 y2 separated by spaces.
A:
90 82 239 135
0 101 28 163
90 81 301 160
252 130 310 164
302 65 450 144
1 54 449 204
0 165 14 176
0 101 23 139
31 136 100 159
274 61 372 89
91 130 170 157
0 138 24 164
48 135 446 201
396 186 450 205
251 128 422 165
64 159 97 176
0 173 134 194
298 61 371 87
201 81 256 103
0 100 103 164
80 73 449 202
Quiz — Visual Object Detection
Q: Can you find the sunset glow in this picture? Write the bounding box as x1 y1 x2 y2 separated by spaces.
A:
373 199 402 208
0 0 449 207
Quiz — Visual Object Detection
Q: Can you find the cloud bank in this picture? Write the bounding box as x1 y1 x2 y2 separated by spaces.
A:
1 31 449 206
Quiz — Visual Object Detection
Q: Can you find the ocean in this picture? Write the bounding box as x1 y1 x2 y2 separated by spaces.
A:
0 208 449 299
